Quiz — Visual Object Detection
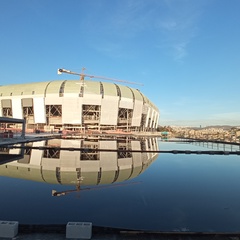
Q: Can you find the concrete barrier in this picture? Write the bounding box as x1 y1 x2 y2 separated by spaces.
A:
0 221 18 238
66 222 92 239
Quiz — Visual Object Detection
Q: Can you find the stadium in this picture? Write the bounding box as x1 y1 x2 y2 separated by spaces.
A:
0 77 159 133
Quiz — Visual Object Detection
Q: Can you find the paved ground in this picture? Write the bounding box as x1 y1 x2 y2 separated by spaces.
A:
12 232 240 240
10 225 240 240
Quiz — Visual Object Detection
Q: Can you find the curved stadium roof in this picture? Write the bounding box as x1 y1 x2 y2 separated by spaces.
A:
0 80 158 110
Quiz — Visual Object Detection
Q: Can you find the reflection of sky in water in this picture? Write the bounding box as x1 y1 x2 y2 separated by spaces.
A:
1 139 240 232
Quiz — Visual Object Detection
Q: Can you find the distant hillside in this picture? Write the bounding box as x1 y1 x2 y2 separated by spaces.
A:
204 125 240 130
185 125 240 130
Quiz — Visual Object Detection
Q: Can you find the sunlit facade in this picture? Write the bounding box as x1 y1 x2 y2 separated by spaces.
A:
0 80 159 132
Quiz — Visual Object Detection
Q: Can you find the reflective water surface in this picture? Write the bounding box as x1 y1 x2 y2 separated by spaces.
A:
1 138 240 233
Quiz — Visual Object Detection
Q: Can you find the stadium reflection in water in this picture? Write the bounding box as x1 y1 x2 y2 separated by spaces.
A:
0 138 158 190
2 138 240 233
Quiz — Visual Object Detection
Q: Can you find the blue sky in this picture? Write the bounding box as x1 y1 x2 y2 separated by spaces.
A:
0 0 240 127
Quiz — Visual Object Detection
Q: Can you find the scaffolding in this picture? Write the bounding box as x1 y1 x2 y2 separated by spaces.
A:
2 107 12 117
43 148 60 159
117 108 133 131
80 139 99 160
46 105 62 126
82 105 101 130
117 139 132 158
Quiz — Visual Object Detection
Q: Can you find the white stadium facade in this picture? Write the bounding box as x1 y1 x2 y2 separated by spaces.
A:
0 80 159 132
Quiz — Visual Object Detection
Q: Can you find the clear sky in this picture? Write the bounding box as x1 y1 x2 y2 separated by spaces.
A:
0 0 240 127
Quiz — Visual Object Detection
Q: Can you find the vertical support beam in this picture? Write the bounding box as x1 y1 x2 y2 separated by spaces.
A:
127 110 129 132
21 119 26 138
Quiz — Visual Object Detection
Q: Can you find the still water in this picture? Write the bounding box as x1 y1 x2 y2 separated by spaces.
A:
0 138 240 233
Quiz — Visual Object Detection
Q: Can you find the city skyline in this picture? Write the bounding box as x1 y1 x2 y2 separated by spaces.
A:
0 0 239 127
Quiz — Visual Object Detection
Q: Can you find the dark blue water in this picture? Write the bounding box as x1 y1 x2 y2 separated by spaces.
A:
1 139 240 233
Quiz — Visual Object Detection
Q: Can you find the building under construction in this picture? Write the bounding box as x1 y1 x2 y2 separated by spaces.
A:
0 75 159 133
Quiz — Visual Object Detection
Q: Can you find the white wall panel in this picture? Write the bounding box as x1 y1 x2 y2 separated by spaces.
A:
100 96 118 125
45 95 63 105
64 93 79 97
131 141 142 168
30 141 44 166
155 112 159 127
62 98 82 124
34 97 46 123
142 104 148 114
119 97 133 109
9 147 22 154
12 98 23 119
131 100 143 127
118 158 132 168
150 109 155 128
60 139 81 170
153 111 158 128
117 167 132 182
99 141 118 171
145 107 151 128
82 94 101 105
80 161 100 173
100 171 115 184
152 138 158 152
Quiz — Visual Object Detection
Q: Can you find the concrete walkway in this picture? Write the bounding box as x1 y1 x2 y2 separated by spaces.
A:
0 133 61 147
